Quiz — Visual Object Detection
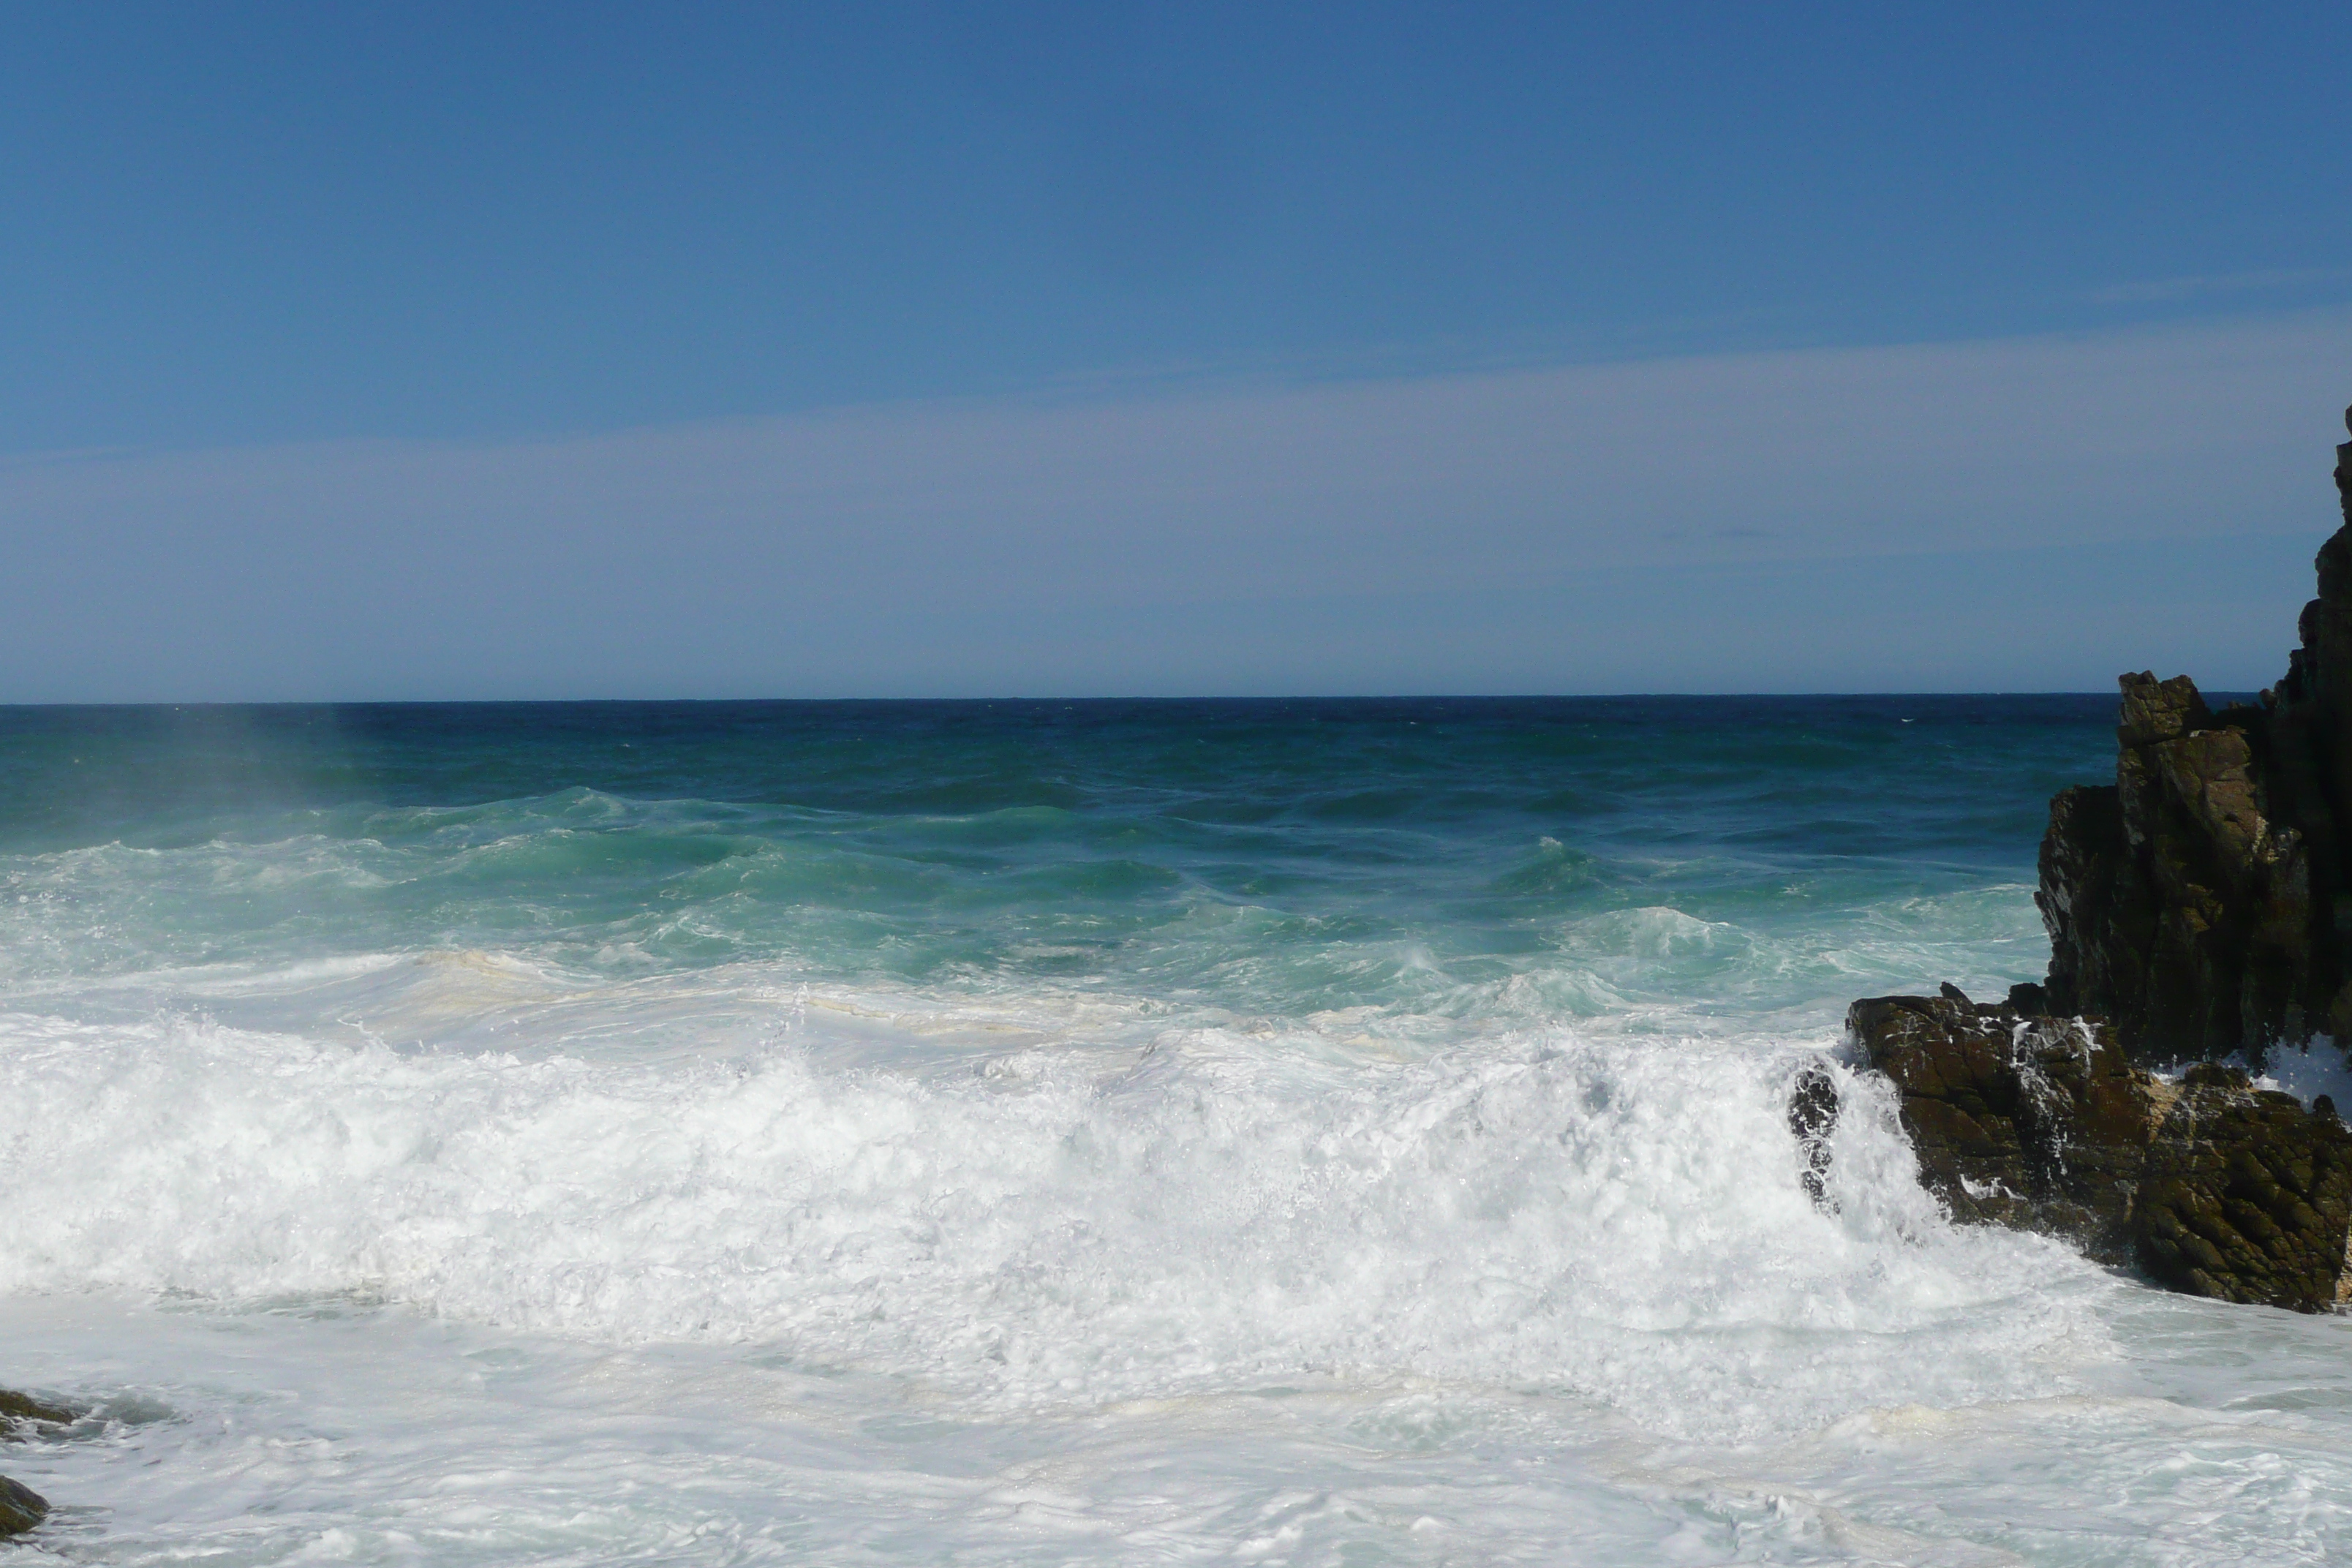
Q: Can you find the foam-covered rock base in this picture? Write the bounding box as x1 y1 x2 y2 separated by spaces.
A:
1847 990 2352 1312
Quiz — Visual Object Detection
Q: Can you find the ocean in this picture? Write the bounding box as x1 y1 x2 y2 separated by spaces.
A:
2 696 2349 1565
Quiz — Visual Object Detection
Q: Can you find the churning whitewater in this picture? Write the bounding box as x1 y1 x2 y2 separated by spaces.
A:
2 698 2349 1564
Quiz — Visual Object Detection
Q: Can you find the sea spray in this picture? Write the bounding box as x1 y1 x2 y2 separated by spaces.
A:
4 697 2347 1564
0 992 2105 1439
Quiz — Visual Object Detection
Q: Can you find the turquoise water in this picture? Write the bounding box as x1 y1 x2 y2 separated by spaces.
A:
0 696 2106 1017
7 697 2351 1566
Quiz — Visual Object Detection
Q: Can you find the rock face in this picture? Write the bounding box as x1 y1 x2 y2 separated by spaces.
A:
2038 409 2352 1057
1847 992 2352 1311
1787 1063 1839 1207
1847 992 2152 1262
2136 1068 2352 1307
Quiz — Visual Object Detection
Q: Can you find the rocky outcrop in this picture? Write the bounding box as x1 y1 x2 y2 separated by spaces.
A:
2038 409 2352 1058
1787 1063 1840 1207
1845 990 2352 1311
1829 407 2352 1308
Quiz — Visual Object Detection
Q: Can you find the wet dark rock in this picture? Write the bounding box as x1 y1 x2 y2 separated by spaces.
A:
0 1476 43 1535
2005 981 2051 1015
1787 1063 1839 1209
1848 994 2152 1263
1844 992 2352 1311
2036 407 2352 1060
2137 1078 2352 1307
0 1391 72 1431
0 1390 77 1534
1839 406 2352 1312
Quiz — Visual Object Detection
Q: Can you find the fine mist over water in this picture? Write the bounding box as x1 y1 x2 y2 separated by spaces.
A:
4 697 2351 1564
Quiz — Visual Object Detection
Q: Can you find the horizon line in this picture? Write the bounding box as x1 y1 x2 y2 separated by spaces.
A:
0 690 2221 710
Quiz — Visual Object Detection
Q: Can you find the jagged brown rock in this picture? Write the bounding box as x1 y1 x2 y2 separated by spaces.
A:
2038 408 2352 1058
1836 407 2352 1310
2137 1066 2352 1307
1845 992 2352 1311
1848 993 2154 1263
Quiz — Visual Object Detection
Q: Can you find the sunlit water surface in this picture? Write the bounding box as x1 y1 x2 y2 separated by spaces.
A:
3 698 2348 1565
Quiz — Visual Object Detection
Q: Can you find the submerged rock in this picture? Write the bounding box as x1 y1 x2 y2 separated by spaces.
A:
1787 1063 1839 1209
0 1476 43 1535
0 1390 72 1431
0 1389 72 1536
1844 992 2352 1311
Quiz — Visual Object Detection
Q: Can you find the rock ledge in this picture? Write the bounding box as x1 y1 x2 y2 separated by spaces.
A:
1847 990 2352 1311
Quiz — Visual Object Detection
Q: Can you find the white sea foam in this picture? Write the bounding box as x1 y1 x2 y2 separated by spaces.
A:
5 810 2351 1562
0 979 2105 1443
5 976 2351 1565
2254 1039 2352 1109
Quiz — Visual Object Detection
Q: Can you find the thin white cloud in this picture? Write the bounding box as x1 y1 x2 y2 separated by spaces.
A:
7 308 2351 698
2087 268 2352 306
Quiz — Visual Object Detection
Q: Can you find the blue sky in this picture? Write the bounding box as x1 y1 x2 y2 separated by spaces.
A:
7 3 2352 697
